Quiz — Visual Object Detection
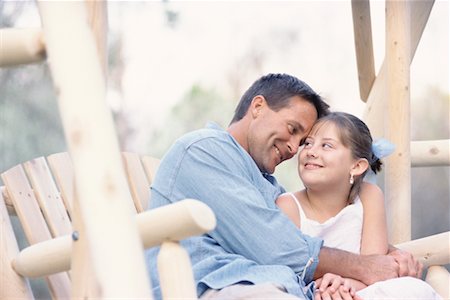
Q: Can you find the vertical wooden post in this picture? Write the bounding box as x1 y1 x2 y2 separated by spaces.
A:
70 1 108 297
385 0 411 244
37 1 152 298
351 0 375 102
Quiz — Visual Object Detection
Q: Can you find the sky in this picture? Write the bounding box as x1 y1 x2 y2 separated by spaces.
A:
12 0 449 152
106 1 448 149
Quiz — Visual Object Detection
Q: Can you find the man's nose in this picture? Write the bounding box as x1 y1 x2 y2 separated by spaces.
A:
287 138 300 156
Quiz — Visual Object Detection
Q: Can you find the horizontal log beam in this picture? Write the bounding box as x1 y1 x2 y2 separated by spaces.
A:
12 199 216 278
0 29 46 67
395 231 450 267
411 139 450 167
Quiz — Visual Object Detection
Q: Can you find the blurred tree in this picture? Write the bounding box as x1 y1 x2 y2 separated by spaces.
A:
147 84 234 157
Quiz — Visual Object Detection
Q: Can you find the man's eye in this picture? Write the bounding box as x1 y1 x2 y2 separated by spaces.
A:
288 125 294 134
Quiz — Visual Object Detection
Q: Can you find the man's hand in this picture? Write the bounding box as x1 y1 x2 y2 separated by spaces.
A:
388 245 423 278
359 254 399 285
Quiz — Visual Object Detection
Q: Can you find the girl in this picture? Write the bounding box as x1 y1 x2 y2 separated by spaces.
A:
276 112 441 299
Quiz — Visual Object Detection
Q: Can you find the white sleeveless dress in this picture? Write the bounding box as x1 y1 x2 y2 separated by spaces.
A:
287 192 363 254
285 192 442 299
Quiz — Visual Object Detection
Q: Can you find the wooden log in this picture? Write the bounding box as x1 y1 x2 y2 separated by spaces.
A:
137 199 216 249
425 266 450 299
12 199 216 278
351 0 375 102
363 0 435 138
385 0 412 244
0 28 46 67
395 231 450 267
37 1 151 297
158 241 197 299
411 139 450 167
12 235 72 278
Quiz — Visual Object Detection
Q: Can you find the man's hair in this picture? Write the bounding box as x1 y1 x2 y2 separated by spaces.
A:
230 73 330 124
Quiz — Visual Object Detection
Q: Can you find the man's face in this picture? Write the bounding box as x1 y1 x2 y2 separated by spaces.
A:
247 96 318 174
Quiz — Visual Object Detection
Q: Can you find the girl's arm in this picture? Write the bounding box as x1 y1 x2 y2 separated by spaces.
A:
359 182 389 255
276 193 301 228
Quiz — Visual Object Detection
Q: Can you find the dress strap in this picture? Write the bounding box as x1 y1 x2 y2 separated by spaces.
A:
287 192 307 228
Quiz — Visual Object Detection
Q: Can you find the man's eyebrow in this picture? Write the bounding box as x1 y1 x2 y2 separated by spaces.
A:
293 121 305 133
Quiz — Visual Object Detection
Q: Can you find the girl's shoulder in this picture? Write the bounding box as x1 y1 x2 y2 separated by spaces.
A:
359 182 384 206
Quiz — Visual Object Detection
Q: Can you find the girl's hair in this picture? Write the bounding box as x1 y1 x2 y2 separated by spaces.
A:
312 112 382 202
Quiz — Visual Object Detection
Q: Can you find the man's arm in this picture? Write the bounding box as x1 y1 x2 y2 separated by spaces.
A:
315 247 399 286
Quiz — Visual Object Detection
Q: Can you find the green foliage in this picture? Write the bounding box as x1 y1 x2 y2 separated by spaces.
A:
147 84 235 157
0 64 66 172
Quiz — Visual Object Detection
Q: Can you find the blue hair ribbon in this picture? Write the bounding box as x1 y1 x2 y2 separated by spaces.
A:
372 138 396 159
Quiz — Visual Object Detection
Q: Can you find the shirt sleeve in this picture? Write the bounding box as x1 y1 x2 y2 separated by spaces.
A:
157 136 323 284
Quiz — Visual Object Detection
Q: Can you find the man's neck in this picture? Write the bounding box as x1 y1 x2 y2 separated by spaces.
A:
227 119 249 152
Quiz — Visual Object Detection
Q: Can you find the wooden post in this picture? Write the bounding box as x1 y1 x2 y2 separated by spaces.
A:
385 0 411 243
37 1 151 298
351 0 375 102
425 266 450 298
363 0 434 138
158 241 197 299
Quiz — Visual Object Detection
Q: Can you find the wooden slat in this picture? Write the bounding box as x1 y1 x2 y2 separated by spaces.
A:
0 191 34 299
122 152 149 213
351 0 376 102
1 165 71 299
2 165 52 244
47 152 74 217
23 157 72 237
141 156 160 184
1 185 16 215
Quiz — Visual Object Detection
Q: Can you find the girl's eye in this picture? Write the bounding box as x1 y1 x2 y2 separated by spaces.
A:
323 143 332 149
303 141 312 148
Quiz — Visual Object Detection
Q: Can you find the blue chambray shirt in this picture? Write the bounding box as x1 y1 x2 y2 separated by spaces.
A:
145 122 323 300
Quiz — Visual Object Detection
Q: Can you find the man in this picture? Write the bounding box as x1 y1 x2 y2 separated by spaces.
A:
146 74 424 299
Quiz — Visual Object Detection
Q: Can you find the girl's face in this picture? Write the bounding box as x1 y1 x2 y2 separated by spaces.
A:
298 122 356 190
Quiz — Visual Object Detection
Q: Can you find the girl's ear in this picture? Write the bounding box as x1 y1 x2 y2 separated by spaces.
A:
351 158 369 176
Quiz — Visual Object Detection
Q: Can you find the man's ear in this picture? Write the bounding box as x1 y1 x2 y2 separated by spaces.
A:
351 158 369 176
250 95 266 118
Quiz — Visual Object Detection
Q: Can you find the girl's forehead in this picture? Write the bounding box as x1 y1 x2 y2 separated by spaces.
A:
309 120 340 137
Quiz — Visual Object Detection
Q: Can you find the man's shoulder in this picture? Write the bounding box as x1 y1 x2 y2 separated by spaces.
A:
177 125 234 150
